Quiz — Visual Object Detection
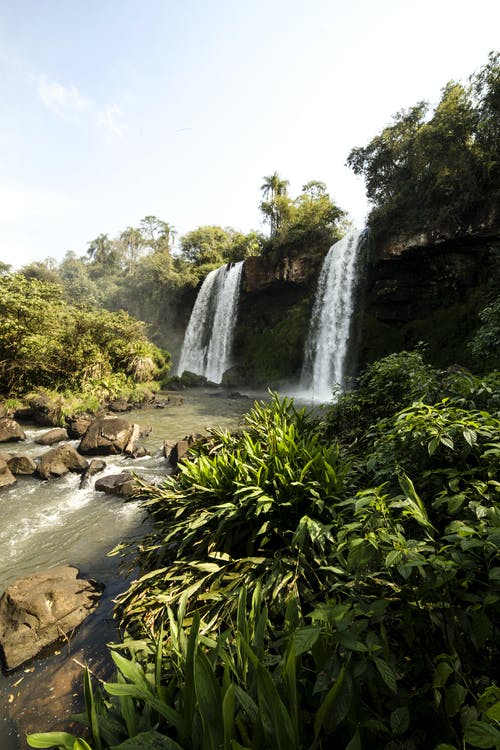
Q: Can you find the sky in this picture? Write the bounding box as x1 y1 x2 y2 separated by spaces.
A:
1 0 499 269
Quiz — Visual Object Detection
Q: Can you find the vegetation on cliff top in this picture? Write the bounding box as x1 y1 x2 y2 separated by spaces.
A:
348 51 500 237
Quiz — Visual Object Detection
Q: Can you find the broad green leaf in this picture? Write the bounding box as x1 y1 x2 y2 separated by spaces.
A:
444 683 467 717
390 705 410 735
27 733 77 749
373 656 397 694
486 701 500 721
256 663 296 750
432 661 454 688
73 741 93 750
293 626 321 657
464 720 500 748
489 567 500 582
345 729 362 750
83 667 102 750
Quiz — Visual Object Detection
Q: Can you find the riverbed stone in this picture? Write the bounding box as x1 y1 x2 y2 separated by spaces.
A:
0 458 16 488
37 444 89 480
79 458 107 488
0 566 103 670
78 415 137 455
94 471 140 498
7 454 37 475
66 413 94 439
35 428 69 446
0 418 26 443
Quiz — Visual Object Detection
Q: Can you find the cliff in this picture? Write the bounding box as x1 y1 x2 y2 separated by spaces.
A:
232 226 500 384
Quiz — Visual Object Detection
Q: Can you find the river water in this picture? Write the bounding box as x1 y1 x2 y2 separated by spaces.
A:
0 389 261 750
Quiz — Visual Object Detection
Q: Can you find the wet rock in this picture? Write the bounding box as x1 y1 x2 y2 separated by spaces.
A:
180 371 207 387
221 366 247 388
0 418 26 443
78 416 137 455
66 413 94 439
94 471 141 498
79 459 107 488
108 399 131 413
38 444 89 480
0 458 16 488
26 394 61 427
7 454 37 475
0 565 103 670
35 428 69 446
124 423 141 455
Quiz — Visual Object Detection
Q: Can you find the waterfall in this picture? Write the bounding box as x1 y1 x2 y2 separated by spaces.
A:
302 230 364 402
177 261 244 383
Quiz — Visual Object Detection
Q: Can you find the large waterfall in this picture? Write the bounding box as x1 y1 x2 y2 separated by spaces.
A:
301 230 364 402
177 260 244 383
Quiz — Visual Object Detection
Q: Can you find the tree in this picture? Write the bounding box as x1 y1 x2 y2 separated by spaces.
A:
179 225 232 267
260 172 290 235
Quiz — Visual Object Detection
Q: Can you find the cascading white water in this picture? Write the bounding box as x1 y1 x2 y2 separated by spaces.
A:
177 260 244 383
302 230 364 402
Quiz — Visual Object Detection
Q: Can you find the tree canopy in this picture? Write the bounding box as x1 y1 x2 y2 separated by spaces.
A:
347 51 500 235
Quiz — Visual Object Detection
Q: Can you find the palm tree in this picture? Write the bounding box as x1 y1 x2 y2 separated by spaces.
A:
260 172 290 236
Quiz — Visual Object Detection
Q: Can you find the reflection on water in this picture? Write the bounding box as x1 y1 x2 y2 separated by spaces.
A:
0 388 262 750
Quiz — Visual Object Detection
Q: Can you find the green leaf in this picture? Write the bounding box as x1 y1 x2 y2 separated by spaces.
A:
373 656 397 694
194 647 224 750
390 705 410 735
444 683 467 717
345 730 362 750
432 661 454 688
486 701 500 721
111 731 185 749
27 733 77 750
83 667 102 750
293 626 321 657
73 741 93 750
434 745 458 750
464 720 500 748
314 665 346 740
489 567 500 582
256 663 296 750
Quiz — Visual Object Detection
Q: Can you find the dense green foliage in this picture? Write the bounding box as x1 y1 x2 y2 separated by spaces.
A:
0 272 169 399
29 351 500 750
348 52 500 235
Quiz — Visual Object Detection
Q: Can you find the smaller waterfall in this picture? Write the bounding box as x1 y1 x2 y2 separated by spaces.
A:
302 230 364 402
177 261 244 383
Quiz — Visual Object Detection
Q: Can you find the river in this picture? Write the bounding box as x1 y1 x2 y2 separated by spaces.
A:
0 388 263 750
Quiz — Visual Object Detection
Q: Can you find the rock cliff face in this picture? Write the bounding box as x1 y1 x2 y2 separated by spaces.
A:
231 227 499 383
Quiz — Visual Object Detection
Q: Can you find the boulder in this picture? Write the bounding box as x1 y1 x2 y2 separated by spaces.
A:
221 366 247 388
7 454 37 475
0 566 103 670
26 394 61 427
180 371 207 387
66 413 94 439
166 433 204 468
35 428 69 446
0 458 16 488
124 423 141 455
94 471 141 499
79 459 107 488
108 399 131 413
0 418 26 443
78 416 137 456
38 444 89 480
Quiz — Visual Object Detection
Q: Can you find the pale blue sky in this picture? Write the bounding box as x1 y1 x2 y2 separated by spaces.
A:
1 0 499 267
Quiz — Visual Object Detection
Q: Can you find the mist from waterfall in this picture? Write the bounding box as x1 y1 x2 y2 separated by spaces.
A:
301 230 364 402
177 261 244 383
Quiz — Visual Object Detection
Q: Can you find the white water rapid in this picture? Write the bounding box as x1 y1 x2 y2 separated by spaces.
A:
301 230 364 402
177 261 244 383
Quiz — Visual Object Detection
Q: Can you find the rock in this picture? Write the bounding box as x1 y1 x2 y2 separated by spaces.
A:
79 459 107 488
38 444 89 480
162 375 185 391
26 394 61 427
108 399 131 413
94 471 141 498
0 404 8 419
221 366 247 388
35 428 69 446
66 413 94 439
180 371 207 387
167 433 204 468
0 458 16 488
0 418 26 443
7 454 37 475
0 566 103 670
163 439 177 461
78 416 137 456
124 423 141 455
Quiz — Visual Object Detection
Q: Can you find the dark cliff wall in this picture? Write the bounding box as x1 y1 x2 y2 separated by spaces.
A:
234 242 328 384
231 227 499 384
357 229 500 369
